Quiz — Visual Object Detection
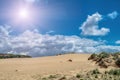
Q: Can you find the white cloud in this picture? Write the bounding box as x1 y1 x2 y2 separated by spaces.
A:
46 30 55 34
96 45 120 53
115 40 120 44
80 12 110 36
0 26 101 56
0 26 120 57
108 11 119 19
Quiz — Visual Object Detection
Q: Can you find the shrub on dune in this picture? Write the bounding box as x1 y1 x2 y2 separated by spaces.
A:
115 58 120 67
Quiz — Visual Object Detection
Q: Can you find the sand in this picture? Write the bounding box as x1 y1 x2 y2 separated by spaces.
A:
0 53 99 80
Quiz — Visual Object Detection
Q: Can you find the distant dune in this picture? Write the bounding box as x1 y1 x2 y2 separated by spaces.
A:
0 53 117 80
0 54 31 59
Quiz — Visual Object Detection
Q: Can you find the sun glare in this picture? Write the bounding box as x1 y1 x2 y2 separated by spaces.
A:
11 6 37 25
18 8 29 19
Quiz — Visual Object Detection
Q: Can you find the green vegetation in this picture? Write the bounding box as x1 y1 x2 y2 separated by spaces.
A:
115 58 120 67
83 69 120 80
48 75 57 79
108 69 120 75
88 52 110 60
88 52 120 68
88 53 97 60
0 53 31 59
98 52 110 58
76 74 81 78
41 77 47 80
35 69 120 80
90 69 101 75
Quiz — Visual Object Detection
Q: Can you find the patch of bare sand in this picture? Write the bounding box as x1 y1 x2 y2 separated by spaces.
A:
0 53 99 80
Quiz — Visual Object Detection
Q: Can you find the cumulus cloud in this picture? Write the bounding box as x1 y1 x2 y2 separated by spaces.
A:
0 26 120 57
108 11 119 19
80 12 110 36
115 40 120 44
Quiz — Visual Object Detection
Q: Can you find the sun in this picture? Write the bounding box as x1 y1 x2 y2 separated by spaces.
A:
18 8 29 19
11 6 37 25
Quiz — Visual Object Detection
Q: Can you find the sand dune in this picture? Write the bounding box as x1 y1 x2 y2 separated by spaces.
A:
0 53 99 80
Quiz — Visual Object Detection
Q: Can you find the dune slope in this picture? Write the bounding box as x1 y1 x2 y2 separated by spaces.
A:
0 53 98 80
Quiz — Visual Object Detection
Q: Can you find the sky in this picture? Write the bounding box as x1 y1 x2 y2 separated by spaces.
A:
0 0 120 57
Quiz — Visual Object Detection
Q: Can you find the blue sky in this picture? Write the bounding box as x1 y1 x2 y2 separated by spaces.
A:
0 0 120 56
